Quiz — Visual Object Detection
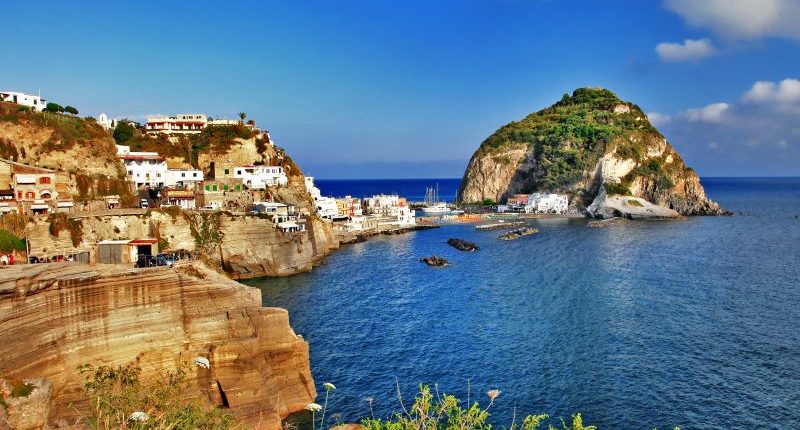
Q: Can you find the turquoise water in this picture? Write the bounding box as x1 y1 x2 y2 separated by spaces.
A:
246 178 800 429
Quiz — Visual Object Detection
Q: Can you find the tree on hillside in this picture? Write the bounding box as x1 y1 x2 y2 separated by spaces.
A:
113 121 135 145
237 112 246 124
64 106 79 115
44 102 64 113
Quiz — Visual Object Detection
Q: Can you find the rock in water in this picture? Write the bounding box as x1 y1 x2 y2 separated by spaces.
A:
456 87 725 216
420 256 449 266
447 238 479 251
498 227 538 240
586 188 681 220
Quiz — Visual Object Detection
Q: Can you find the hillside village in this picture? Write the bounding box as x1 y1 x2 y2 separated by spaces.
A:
0 90 417 266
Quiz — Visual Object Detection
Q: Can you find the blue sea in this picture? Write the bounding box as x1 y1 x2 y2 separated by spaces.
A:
245 178 800 430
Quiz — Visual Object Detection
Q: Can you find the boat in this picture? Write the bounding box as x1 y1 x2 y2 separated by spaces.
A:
419 185 451 214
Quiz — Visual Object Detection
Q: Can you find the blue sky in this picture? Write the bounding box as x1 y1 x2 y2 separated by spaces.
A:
1 0 798 178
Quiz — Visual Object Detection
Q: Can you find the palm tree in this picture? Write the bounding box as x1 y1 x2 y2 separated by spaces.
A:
237 112 246 124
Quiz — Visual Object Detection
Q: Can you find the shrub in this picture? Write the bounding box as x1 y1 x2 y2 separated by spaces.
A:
603 182 630 196
627 199 644 207
0 229 26 253
44 102 64 113
47 213 83 247
10 382 34 398
64 106 79 115
362 385 591 430
78 362 243 429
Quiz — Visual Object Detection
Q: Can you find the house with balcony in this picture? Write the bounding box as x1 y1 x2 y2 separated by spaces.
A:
145 114 208 135
163 189 196 210
166 169 204 188
0 158 61 215
117 145 167 189
233 165 288 189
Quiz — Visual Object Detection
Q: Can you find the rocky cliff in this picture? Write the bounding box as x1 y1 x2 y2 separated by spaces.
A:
0 102 130 203
0 262 315 429
456 88 724 215
26 209 338 278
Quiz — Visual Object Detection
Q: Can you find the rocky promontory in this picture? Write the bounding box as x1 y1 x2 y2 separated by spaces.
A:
456 88 724 216
0 262 315 429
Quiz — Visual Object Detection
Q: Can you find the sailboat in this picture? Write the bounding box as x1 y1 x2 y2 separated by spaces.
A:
420 184 450 214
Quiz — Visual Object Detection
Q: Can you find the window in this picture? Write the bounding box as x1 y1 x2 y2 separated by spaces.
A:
212 185 218 192
17 192 22 199
235 185 241 190
224 169 229 175
205 185 210 191
193 172 197 177
181 173 186 178
25 192 34 199
223 185 229 191
39 177 51 184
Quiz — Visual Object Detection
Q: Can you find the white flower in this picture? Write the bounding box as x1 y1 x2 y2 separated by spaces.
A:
307 402 323 412
128 411 148 422
194 357 210 369
323 382 336 391
487 389 501 400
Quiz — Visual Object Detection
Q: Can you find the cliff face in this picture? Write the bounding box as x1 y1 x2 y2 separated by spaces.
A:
26 210 338 278
0 262 315 429
0 102 128 201
456 88 724 215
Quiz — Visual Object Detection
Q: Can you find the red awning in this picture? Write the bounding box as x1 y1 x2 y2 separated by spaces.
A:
129 239 158 245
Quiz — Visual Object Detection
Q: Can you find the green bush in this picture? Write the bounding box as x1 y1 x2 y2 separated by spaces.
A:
0 229 26 253
627 199 644 207
603 182 630 196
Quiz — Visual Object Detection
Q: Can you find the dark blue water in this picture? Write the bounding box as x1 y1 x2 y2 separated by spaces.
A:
246 178 800 429
315 178 461 202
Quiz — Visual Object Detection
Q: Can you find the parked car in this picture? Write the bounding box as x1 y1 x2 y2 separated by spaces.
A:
140 199 149 208
156 253 176 267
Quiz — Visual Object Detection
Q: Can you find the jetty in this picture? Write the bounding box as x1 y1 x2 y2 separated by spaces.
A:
475 221 525 231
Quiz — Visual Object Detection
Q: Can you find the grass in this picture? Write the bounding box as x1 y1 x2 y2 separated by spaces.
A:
627 199 644 207
78 361 244 430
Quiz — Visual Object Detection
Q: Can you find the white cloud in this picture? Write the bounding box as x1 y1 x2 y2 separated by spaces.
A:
647 112 672 127
664 0 800 40
682 102 730 123
655 38 716 62
742 79 800 104
650 77 800 175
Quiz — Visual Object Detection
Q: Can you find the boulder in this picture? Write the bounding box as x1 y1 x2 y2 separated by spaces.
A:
420 256 449 266
586 188 681 220
447 238 479 251
498 227 538 241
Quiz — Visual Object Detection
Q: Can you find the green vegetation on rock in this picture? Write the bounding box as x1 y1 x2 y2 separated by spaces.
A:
0 229 26 253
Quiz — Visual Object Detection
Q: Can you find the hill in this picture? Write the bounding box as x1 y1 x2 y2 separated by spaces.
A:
456 88 724 215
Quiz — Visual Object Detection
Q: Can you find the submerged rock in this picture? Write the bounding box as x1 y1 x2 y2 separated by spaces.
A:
447 238 479 251
420 256 449 266
498 227 538 241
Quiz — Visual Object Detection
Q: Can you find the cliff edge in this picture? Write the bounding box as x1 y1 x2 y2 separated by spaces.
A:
0 262 315 429
456 88 724 216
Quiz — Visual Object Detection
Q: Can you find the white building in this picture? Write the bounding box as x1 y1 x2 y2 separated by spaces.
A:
364 194 416 226
233 165 288 189
0 91 47 111
166 169 204 188
315 196 339 219
117 145 168 189
97 113 119 130
525 193 569 214
146 114 208 135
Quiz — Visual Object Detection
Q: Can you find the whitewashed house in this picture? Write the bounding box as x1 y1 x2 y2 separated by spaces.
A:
525 193 569 214
166 169 204 188
0 91 47 111
117 146 168 189
234 165 287 189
